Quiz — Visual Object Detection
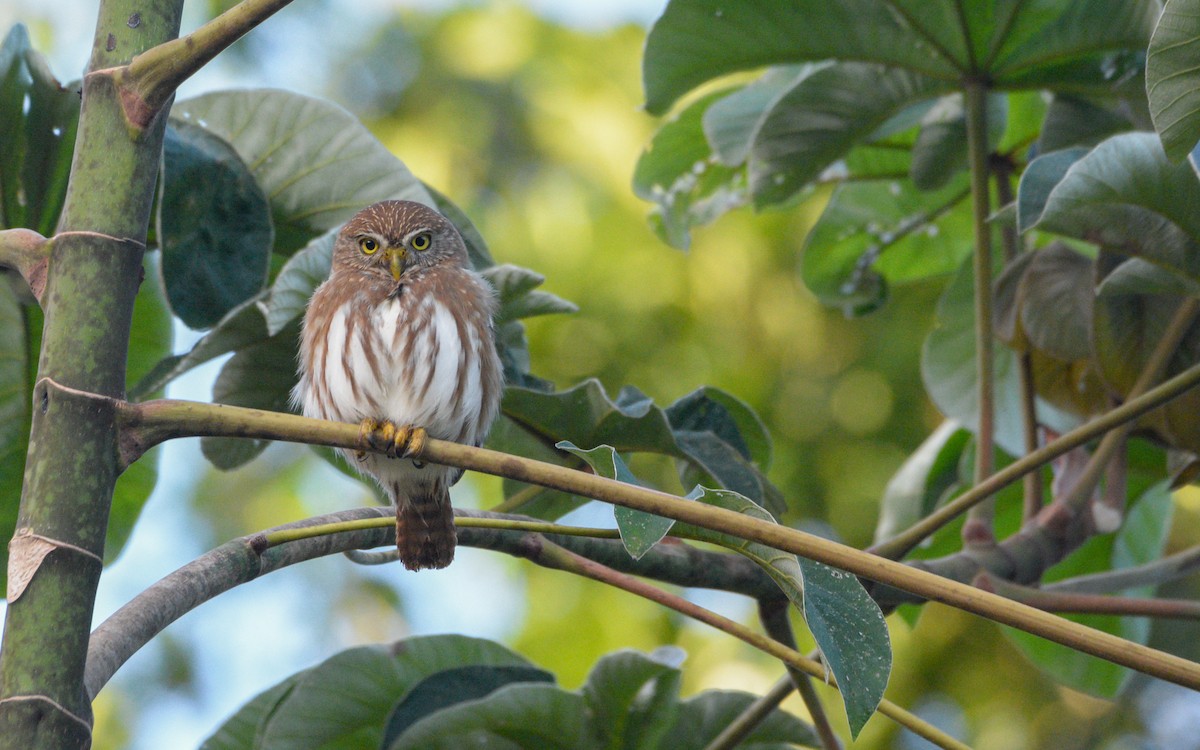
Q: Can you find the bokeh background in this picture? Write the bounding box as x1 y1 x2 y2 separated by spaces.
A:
5 1 1200 748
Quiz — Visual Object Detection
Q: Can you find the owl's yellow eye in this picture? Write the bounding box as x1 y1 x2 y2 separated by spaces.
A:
411 232 431 251
358 237 379 255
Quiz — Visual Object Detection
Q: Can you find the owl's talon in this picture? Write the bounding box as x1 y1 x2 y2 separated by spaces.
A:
402 426 428 459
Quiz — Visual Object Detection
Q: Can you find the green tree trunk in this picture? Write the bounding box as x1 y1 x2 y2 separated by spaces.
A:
0 2 182 747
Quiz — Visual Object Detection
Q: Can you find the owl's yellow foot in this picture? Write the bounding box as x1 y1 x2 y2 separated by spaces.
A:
357 419 427 460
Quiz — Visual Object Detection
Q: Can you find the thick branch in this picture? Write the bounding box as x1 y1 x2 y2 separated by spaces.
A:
976 574 1200 619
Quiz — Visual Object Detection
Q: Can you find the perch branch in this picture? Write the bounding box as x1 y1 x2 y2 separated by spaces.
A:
94 387 1200 690
0 228 50 304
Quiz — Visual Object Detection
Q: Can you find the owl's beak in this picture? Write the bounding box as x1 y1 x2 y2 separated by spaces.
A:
386 247 405 281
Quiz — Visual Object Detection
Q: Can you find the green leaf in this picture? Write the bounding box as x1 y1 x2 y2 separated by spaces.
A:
993 243 1108 419
0 276 31 599
386 684 590 750
632 90 747 250
801 176 972 315
703 65 825 167
201 320 299 470
1038 95 1137 154
874 421 970 543
158 120 273 329
203 635 536 750
0 24 79 234
675 487 890 738
1032 133 1200 283
1097 257 1200 297
1148 0 1200 161
641 0 960 116
580 649 685 750
504 380 782 513
667 690 819 749
259 229 336 337
557 442 675 560
1005 481 1174 697
909 93 1006 191
748 63 951 206
1092 260 1200 453
483 265 578 324
1015 147 1089 234
922 256 1078 456
381 666 555 748
173 89 434 253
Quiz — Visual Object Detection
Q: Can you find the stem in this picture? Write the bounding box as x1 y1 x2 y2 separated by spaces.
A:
758 600 841 750
116 0 295 128
534 542 968 750
870 361 1200 561
964 79 996 544
261 516 623 547
1046 545 1200 595
702 678 801 750
993 160 1043 520
0 2 182 747
977 574 1200 619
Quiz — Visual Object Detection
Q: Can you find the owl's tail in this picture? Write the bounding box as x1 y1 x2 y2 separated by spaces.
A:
392 480 456 570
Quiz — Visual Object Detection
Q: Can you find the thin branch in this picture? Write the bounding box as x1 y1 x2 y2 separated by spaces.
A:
976 573 1200 619
90 386 1200 689
702 678 802 750
113 0 294 128
1046 545 1200 595
963 80 996 545
993 159 1043 520
869 361 1200 560
532 541 969 750
758 599 841 750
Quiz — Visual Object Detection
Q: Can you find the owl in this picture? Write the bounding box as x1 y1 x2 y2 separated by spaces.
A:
293 200 503 570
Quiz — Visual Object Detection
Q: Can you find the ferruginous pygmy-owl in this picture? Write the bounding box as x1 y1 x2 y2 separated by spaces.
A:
293 200 503 570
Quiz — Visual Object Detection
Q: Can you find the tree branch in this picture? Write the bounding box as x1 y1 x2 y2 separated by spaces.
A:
90 387 1200 690
113 0 294 128
0 228 50 304
975 573 1200 619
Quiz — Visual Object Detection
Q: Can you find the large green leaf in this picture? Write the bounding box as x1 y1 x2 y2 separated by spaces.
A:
258 229 336 337
387 684 589 750
1148 0 1200 161
641 0 960 115
483 265 578 324
1015 147 1089 234
173 89 434 253
703 65 822 167
381 665 555 747
747 63 952 206
580 648 685 750
801 176 973 315
0 24 79 235
1005 480 1174 697
158 120 274 329
1032 133 1200 282
202 635 535 750
675 488 890 738
1038 95 1138 154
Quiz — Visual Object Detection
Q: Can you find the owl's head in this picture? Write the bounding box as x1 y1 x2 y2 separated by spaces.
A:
332 200 468 281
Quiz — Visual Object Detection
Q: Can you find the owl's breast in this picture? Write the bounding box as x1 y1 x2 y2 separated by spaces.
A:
369 294 486 443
